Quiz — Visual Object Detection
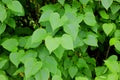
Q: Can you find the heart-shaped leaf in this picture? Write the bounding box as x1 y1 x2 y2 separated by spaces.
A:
68 66 78 78
101 0 113 10
102 23 116 36
45 36 60 53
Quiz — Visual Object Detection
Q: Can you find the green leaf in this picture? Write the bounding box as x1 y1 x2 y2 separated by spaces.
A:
0 56 8 69
101 0 113 10
84 12 96 26
0 74 8 80
61 34 74 50
105 55 119 73
58 0 65 5
0 4 7 22
39 10 53 22
107 73 118 80
45 36 60 53
31 28 47 44
2 0 12 4
83 34 98 46
6 18 16 29
114 40 120 52
1 38 18 52
0 23 6 35
79 0 89 5
109 38 117 46
114 30 120 39
99 10 109 19
63 23 79 40
77 58 89 69
102 23 116 36
54 46 65 60
7 1 24 16
68 66 78 78
44 56 57 74
10 50 25 67
110 4 120 14
35 68 49 80
49 13 62 31
75 76 88 80
52 75 63 80
95 66 107 76
24 58 42 79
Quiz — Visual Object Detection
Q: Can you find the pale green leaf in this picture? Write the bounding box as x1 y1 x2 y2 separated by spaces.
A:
52 75 63 80
49 13 62 31
45 36 60 53
0 23 6 35
75 76 88 80
109 38 117 46
63 23 79 40
83 34 98 46
7 1 24 16
68 66 78 78
10 50 25 67
58 0 65 5
2 0 12 4
84 12 96 26
61 34 74 50
102 23 116 36
35 68 49 80
101 0 113 10
0 4 7 22
0 74 8 80
1 38 18 52
107 73 118 80
79 0 89 5
24 58 42 79
31 28 47 44
114 40 120 52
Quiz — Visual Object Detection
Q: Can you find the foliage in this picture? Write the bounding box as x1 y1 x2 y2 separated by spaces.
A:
0 0 120 80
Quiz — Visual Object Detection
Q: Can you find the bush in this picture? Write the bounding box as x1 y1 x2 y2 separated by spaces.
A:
0 0 120 80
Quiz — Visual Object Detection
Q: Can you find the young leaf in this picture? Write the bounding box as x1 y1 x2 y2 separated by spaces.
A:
31 28 47 44
61 34 74 50
10 50 25 67
1 38 18 52
45 36 60 53
0 4 7 22
84 12 96 26
0 23 6 35
83 34 98 47
7 1 24 16
58 0 65 5
49 13 62 31
102 23 116 36
68 66 78 78
101 0 113 10
24 58 42 79
35 68 49 80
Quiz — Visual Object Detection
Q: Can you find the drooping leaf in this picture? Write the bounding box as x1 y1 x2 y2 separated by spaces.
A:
101 0 113 10
10 50 25 67
35 68 49 80
49 12 62 31
68 66 78 78
0 4 7 22
31 28 47 44
0 23 6 35
102 23 116 36
58 0 65 5
24 58 42 79
45 36 60 53
84 12 96 26
7 1 24 16
1 38 18 52
61 34 74 50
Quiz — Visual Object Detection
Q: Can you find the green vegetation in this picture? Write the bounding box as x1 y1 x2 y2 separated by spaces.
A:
0 0 120 80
